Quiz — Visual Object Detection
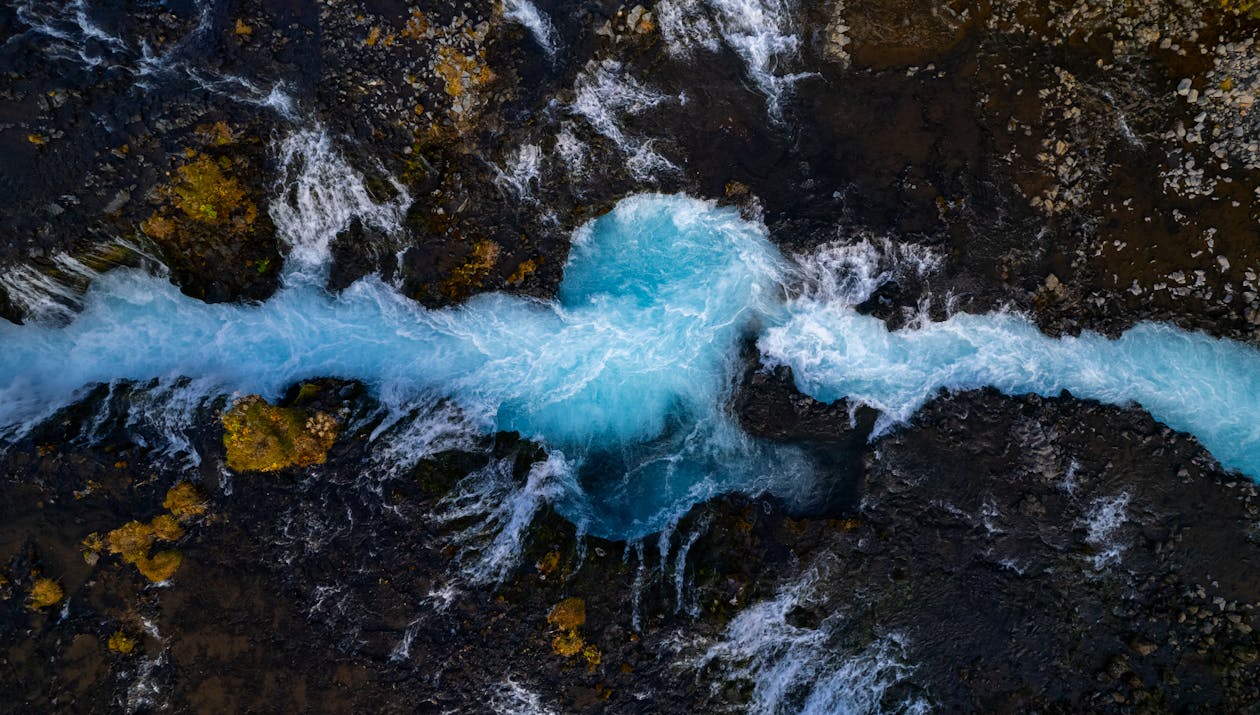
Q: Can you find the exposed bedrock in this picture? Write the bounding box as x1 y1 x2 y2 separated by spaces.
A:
1 377 1257 711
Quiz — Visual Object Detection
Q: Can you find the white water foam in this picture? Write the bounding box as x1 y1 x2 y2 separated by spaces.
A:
435 452 578 584
553 125 588 180
698 566 929 714
270 130 409 277
656 0 721 57
494 144 544 200
654 0 808 116
1082 492 1130 570
490 677 560 715
570 60 677 180
502 0 559 56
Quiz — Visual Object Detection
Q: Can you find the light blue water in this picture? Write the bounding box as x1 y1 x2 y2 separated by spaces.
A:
2 193 1259 539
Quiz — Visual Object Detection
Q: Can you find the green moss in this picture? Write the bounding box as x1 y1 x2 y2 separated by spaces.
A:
221 395 340 472
1220 0 1260 18
170 153 255 226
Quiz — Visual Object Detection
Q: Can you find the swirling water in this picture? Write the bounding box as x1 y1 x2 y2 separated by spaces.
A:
2 175 1260 541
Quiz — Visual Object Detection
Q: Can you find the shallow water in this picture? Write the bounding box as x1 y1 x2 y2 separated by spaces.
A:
2 191 1259 540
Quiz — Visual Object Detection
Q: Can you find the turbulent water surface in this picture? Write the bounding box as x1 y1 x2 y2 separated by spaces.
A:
3 165 1260 540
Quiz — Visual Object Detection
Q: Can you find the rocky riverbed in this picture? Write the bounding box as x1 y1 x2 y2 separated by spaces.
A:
1 0 1258 712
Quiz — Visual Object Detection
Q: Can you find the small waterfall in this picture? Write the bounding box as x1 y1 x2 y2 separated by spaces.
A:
10 0 130 69
494 144 544 200
570 60 677 180
502 0 559 56
368 397 480 474
489 677 560 715
270 130 409 279
11 0 296 122
181 70 298 120
388 619 422 663
1082 492 1131 570
0 243 151 325
435 452 577 584
698 566 929 714
0 260 92 325
673 515 709 615
654 0 808 116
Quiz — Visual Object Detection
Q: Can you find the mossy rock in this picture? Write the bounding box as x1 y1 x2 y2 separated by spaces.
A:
28 578 64 610
135 550 182 583
221 395 340 473
138 143 282 304
163 481 207 519
548 597 586 631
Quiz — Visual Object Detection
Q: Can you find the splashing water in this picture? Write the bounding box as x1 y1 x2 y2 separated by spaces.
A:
502 0 559 56
3 134 1260 540
655 0 809 116
271 129 410 275
698 566 929 714
570 60 678 180
493 144 544 200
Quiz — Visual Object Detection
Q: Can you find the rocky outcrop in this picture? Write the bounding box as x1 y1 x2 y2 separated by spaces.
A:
1 380 1257 711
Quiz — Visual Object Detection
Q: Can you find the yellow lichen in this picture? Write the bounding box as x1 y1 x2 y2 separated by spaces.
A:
366 26 381 46
107 516 187 581
164 481 207 519
547 597 600 663
27 133 46 146
548 597 586 631
29 578 64 609
401 10 429 40
434 45 495 99
234 19 252 36
140 214 175 240
149 514 185 542
442 240 501 298
108 631 136 654
507 258 539 285
135 550 182 583
536 550 560 576
108 521 156 564
221 395 340 472
552 632 585 657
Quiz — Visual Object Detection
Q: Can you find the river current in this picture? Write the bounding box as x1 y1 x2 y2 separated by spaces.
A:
2 139 1259 540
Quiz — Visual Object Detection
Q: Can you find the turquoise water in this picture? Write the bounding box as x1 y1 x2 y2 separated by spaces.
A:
2 193 1259 539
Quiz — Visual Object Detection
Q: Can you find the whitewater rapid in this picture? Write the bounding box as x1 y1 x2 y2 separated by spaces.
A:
2 187 1259 539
